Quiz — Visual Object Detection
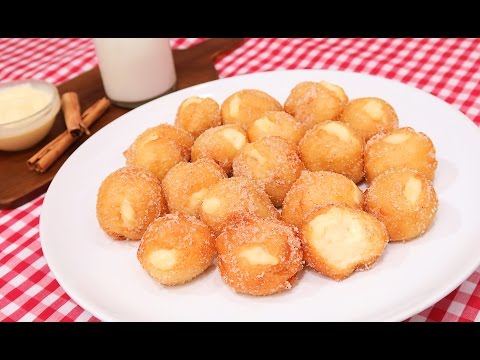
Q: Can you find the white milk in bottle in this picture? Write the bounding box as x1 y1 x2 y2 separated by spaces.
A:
94 38 176 108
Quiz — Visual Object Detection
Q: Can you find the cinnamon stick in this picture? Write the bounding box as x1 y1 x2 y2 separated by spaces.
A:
62 92 90 136
27 97 111 173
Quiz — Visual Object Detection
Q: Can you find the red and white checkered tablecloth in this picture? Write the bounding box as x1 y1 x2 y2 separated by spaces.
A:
1 38 479 322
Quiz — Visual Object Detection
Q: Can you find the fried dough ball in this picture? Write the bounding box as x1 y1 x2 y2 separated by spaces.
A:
364 169 438 241
162 159 226 217
137 213 216 286
247 110 306 144
340 97 398 141
216 216 303 296
221 89 282 130
175 96 222 138
124 124 194 180
301 205 388 280
299 120 364 183
232 136 305 207
96 166 167 241
284 81 348 130
364 127 437 183
199 177 278 234
191 124 248 174
282 170 363 229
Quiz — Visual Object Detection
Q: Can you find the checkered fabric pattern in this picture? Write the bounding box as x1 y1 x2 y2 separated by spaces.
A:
1 38 479 322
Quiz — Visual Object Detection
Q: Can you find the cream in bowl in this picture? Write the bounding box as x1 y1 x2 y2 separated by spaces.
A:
0 79 60 151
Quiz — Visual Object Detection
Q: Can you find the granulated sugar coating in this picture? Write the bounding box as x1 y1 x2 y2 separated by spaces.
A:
364 169 438 241
175 97 222 138
282 170 364 229
162 158 226 217
247 110 306 144
340 97 398 141
301 205 388 281
299 120 364 183
216 216 303 296
221 89 282 130
199 177 279 234
137 213 216 286
233 136 305 207
191 124 248 175
364 127 437 183
96 166 167 241
123 124 194 180
284 81 348 130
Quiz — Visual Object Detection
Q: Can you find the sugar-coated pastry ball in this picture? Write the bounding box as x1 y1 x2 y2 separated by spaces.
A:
199 177 279 234
284 81 348 130
191 124 248 175
124 124 194 180
175 96 222 138
216 216 303 296
340 97 398 141
364 127 437 183
162 159 226 217
137 213 216 286
301 205 388 280
232 136 305 207
299 120 364 183
96 166 167 241
364 169 438 241
247 110 306 144
282 170 363 229
221 89 282 130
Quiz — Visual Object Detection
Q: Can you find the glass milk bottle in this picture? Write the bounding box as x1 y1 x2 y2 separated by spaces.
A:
94 38 176 108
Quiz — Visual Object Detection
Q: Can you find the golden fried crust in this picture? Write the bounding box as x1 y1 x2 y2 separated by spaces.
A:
299 120 364 183
221 89 282 130
216 216 303 296
96 166 167 241
247 110 306 144
301 205 388 281
162 159 227 217
199 177 279 234
340 97 398 141
123 124 194 181
175 97 222 138
232 136 305 207
364 127 437 183
282 170 364 229
284 81 348 130
364 169 438 241
137 213 216 286
191 124 248 175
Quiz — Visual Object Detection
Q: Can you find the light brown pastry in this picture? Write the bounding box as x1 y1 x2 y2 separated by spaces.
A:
233 136 305 207
364 169 438 241
199 177 279 234
364 127 437 183
284 81 348 130
175 96 222 138
340 97 398 141
123 124 194 180
282 170 363 229
191 124 247 175
299 120 364 183
162 159 227 217
247 110 306 144
96 166 167 240
301 205 388 280
221 89 282 130
137 213 216 286
216 216 303 296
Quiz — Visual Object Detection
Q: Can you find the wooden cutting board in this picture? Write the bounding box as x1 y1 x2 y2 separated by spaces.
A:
0 38 244 209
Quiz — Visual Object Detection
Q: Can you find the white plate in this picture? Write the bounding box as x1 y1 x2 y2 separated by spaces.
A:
40 70 480 322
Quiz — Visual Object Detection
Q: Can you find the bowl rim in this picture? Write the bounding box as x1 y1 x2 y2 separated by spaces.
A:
0 79 59 128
